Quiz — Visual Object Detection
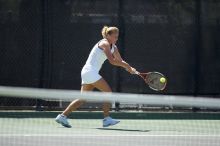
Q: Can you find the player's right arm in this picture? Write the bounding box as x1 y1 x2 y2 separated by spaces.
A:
99 41 135 74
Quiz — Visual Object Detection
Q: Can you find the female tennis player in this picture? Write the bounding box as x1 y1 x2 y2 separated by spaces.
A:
55 26 136 128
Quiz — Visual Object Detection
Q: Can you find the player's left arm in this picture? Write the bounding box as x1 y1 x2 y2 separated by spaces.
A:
113 45 136 74
112 45 123 61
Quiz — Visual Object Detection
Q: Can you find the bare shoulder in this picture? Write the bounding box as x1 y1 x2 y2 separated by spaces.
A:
99 39 111 50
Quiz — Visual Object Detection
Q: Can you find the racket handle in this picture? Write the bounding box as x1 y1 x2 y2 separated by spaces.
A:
134 70 140 75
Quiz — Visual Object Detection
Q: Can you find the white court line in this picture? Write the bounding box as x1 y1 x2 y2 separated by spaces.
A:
0 134 220 137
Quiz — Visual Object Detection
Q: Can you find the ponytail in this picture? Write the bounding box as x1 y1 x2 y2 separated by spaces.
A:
101 26 109 38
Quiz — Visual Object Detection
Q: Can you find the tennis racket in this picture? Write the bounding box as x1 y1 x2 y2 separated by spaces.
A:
134 70 167 91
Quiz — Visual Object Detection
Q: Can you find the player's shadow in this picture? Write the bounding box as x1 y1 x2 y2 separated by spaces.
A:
96 128 150 132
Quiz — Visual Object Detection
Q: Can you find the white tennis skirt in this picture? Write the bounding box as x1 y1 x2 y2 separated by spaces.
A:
81 67 102 84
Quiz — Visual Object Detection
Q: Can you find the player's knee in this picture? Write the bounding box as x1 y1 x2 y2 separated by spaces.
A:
106 88 112 92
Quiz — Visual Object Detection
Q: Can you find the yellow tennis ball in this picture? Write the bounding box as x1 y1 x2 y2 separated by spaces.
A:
160 77 166 83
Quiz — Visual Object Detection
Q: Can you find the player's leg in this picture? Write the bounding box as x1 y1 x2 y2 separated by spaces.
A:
92 78 112 117
62 84 94 116
55 84 94 128
92 78 120 127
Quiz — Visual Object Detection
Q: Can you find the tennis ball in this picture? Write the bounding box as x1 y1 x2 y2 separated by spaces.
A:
160 77 166 83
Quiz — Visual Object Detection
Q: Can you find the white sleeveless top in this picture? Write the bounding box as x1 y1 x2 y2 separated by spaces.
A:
83 40 115 72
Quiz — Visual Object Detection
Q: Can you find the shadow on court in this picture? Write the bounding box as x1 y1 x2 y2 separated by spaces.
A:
96 128 150 132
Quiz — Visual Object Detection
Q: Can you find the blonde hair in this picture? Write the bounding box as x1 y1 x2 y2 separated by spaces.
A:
101 26 119 38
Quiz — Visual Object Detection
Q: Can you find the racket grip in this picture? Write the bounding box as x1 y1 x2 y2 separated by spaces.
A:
134 70 140 75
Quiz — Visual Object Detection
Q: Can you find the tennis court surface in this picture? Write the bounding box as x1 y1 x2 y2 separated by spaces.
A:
1 112 220 146
0 86 220 146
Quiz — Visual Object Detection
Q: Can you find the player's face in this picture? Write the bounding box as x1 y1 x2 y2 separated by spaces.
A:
109 32 118 44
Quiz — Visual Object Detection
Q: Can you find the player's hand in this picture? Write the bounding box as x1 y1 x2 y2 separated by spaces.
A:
126 67 137 74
